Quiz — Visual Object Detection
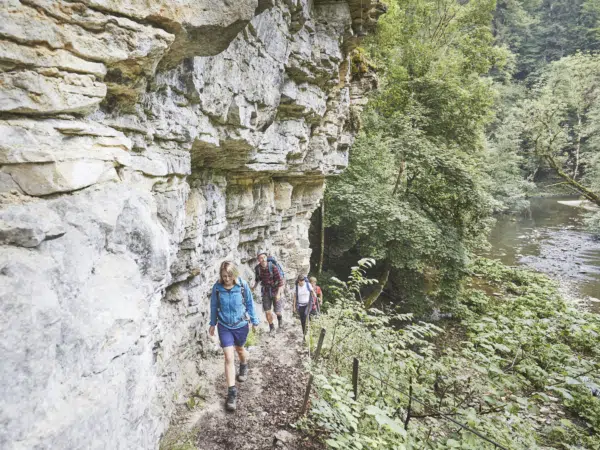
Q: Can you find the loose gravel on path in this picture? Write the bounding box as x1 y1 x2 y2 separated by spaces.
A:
160 317 324 450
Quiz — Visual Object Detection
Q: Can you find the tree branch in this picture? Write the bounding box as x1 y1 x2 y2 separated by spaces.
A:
544 154 600 206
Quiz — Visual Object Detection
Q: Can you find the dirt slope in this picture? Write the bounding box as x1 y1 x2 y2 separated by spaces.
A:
160 317 324 450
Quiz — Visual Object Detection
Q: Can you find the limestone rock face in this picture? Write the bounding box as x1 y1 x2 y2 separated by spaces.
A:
0 1 381 449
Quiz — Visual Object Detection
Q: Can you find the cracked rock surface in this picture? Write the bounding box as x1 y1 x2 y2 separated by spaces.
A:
0 1 382 449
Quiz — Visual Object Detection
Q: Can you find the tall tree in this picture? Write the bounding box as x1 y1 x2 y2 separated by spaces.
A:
516 54 600 205
494 0 600 77
325 0 502 305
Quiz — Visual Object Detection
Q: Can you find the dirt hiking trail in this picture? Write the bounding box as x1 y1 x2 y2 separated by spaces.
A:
160 314 324 450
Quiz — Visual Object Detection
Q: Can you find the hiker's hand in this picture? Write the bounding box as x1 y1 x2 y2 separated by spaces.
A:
209 326 215 337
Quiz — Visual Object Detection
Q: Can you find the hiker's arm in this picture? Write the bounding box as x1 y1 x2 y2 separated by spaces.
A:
245 282 260 326
251 266 259 290
209 286 218 332
273 266 283 298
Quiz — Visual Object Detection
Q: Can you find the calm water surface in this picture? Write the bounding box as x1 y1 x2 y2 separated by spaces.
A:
486 197 600 308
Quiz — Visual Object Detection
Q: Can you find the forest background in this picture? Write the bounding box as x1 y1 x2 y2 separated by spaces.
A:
300 1 600 449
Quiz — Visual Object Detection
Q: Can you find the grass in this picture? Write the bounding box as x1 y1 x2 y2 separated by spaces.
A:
244 326 260 347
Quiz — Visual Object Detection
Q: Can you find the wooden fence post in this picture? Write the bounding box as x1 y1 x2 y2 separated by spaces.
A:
301 328 327 415
313 328 326 361
352 358 359 400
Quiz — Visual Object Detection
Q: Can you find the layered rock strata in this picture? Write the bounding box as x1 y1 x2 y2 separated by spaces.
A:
0 1 382 448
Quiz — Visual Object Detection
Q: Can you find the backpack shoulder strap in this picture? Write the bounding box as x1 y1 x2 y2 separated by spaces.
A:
238 278 246 304
305 277 312 291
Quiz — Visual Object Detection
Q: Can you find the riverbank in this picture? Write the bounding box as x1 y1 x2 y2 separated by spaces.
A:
486 196 600 307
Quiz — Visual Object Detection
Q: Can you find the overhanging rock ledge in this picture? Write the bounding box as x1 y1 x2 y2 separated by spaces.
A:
0 1 383 448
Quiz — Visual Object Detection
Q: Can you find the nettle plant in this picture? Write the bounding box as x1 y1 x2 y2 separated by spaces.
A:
455 259 600 449
298 259 600 449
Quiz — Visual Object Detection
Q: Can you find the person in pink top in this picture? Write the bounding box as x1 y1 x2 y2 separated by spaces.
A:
309 276 322 314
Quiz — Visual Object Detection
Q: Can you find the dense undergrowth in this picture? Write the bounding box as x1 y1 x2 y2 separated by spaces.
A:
298 259 600 449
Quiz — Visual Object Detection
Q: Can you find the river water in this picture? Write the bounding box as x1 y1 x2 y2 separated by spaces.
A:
486 197 600 309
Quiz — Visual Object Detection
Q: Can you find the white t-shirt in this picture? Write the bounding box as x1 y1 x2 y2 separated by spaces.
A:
297 284 311 306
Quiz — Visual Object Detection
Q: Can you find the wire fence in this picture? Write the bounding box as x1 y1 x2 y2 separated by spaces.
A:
301 327 509 450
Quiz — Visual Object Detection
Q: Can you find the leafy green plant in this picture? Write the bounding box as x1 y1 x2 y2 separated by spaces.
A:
584 211 600 238
300 259 600 449
350 47 377 77
244 326 259 347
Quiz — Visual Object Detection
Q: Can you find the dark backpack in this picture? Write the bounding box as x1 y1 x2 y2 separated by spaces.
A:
215 278 249 327
254 256 286 283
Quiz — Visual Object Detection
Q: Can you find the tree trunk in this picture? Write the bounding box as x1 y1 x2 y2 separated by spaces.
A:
318 200 325 276
404 378 413 430
392 160 406 196
544 154 600 206
574 113 582 180
364 260 391 309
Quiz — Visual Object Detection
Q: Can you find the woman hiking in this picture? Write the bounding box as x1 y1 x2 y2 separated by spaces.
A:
209 261 260 411
293 274 316 338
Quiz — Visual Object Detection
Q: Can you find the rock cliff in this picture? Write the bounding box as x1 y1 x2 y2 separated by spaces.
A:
0 1 382 448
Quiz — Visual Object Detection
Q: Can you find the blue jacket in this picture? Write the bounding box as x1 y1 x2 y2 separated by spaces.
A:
210 279 260 329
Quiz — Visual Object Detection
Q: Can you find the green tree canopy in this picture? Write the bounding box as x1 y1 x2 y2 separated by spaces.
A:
494 53 600 205
325 0 502 304
493 0 600 77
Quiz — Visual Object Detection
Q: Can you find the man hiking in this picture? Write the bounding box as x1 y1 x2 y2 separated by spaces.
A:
251 251 284 333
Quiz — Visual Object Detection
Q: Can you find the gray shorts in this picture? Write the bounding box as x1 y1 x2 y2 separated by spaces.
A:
262 294 283 314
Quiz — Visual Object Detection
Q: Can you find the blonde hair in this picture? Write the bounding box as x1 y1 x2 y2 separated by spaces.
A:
218 261 240 284
309 277 317 283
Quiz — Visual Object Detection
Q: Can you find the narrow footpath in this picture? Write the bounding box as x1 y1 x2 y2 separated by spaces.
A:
160 316 324 450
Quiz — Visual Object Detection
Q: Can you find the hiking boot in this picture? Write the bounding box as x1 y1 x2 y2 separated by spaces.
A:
226 386 237 411
237 363 249 382
269 323 276 334
277 316 284 329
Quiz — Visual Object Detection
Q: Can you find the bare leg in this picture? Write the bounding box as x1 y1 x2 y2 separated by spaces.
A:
235 346 248 364
265 310 273 325
275 290 284 325
223 347 235 387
